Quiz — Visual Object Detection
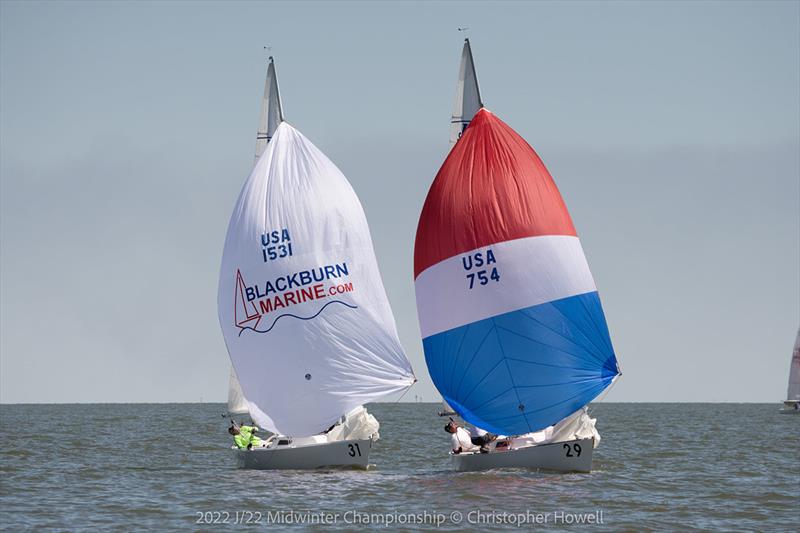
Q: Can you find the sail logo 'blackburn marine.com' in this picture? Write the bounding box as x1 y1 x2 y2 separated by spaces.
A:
233 264 358 335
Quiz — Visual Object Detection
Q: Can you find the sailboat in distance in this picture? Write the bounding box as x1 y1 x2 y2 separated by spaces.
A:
226 57 284 418
414 39 620 472
218 56 416 469
780 328 800 414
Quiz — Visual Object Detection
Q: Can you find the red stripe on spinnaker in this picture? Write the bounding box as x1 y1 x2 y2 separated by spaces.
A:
414 108 576 278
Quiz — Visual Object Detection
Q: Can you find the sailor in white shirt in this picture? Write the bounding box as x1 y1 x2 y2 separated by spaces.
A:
445 420 493 454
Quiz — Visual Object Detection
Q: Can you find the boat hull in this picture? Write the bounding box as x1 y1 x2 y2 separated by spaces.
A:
235 438 372 470
451 437 594 473
780 400 800 414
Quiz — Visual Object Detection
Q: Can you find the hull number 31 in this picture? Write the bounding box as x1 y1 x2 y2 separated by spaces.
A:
347 443 362 457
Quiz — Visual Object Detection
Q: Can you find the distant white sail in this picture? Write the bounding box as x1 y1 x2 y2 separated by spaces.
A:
227 57 286 414
227 367 249 415
218 122 415 436
449 38 483 147
254 57 284 162
788 328 800 401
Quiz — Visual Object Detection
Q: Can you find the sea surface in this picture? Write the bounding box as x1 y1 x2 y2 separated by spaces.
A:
0 403 798 531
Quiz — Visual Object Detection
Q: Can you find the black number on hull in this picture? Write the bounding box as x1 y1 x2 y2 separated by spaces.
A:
347 443 362 457
563 442 582 457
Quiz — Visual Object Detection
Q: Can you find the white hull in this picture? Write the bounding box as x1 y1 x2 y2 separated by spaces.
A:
235 438 372 470
451 437 594 473
780 400 800 414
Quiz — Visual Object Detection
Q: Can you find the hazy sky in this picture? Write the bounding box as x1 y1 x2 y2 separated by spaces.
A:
1 1 798 403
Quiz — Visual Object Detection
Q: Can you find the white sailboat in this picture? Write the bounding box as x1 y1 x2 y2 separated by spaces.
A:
414 39 620 473
225 57 284 418
218 57 416 469
780 328 800 414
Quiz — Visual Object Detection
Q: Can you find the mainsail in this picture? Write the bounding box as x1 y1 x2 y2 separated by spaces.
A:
227 57 286 415
787 328 800 402
449 38 483 147
218 122 415 436
227 367 248 415
254 56 284 161
414 108 620 437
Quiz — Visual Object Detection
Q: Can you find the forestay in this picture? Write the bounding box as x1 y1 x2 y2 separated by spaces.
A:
219 122 415 436
415 108 620 437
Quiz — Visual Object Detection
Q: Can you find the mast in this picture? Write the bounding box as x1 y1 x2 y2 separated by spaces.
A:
254 56 285 162
449 38 483 147
436 38 484 416
227 56 287 417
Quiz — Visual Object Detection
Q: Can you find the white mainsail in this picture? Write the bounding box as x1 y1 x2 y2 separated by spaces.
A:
227 57 286 415
254 56 284 161
218 122 415 436
787 328 800 402
449 38 483 147
227 367 248 415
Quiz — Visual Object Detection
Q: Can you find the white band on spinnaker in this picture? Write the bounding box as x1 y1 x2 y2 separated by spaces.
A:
414 235 597 338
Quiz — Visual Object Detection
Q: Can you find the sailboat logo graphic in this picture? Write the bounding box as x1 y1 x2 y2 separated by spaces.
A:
234 269 262 330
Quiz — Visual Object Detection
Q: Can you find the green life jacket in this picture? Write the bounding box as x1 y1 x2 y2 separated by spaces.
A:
233 425 263 449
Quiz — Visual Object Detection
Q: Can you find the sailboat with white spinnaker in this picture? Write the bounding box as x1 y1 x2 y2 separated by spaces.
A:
218 56 416 469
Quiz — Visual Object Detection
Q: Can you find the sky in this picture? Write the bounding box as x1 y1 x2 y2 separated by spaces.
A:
1 0 798 403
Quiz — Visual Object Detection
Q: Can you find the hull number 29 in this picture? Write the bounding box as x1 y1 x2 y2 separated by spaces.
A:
563 442 582 457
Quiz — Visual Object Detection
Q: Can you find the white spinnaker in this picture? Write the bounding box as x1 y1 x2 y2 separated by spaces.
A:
788 328 800 401
254 57 284 162
449 38 483 147
227 367 249 415
218 122 415 436
227 57 287 414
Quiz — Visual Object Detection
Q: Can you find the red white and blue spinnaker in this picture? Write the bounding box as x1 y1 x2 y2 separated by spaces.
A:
415 107 620 436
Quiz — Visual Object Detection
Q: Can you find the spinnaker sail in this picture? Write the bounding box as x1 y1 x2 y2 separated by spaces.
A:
414 108 620 437
218 120 415 436
449 38 482 147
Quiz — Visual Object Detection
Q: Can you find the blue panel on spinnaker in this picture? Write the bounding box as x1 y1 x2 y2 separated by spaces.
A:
423 291 619 436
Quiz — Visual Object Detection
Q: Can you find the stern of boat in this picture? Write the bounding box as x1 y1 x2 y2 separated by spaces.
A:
234 438 373 470
451 437 594 473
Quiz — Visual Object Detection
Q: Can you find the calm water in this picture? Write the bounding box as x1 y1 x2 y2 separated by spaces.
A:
0 403 797 531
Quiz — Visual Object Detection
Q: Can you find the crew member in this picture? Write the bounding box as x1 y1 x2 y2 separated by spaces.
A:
229 423 264 449
444 420 485 454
